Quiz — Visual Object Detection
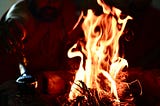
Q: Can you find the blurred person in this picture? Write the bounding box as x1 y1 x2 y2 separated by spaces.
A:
0 0 82 88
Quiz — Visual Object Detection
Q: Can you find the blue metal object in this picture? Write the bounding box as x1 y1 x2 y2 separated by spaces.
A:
16 63 38 94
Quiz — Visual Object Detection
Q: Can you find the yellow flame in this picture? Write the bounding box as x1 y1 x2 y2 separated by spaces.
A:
68 0 132 103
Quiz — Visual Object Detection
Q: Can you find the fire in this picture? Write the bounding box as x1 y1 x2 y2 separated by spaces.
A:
68 0 132 104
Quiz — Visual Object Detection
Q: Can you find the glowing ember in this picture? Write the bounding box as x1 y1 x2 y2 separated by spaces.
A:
68 0 132 105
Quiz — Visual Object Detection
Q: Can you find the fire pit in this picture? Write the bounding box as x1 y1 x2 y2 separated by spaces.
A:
0 0 160 106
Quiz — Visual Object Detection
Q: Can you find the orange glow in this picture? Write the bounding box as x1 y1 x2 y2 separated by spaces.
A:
68 0 132 103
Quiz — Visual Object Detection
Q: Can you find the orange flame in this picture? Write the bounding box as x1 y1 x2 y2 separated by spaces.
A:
68 0 132 103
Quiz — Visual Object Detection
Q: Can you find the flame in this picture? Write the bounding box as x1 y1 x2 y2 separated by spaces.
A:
68 0 132 103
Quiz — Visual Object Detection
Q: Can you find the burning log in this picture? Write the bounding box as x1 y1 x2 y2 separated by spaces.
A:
58 79 137 106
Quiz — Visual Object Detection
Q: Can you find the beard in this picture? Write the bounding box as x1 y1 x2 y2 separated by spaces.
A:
28 1 61 22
